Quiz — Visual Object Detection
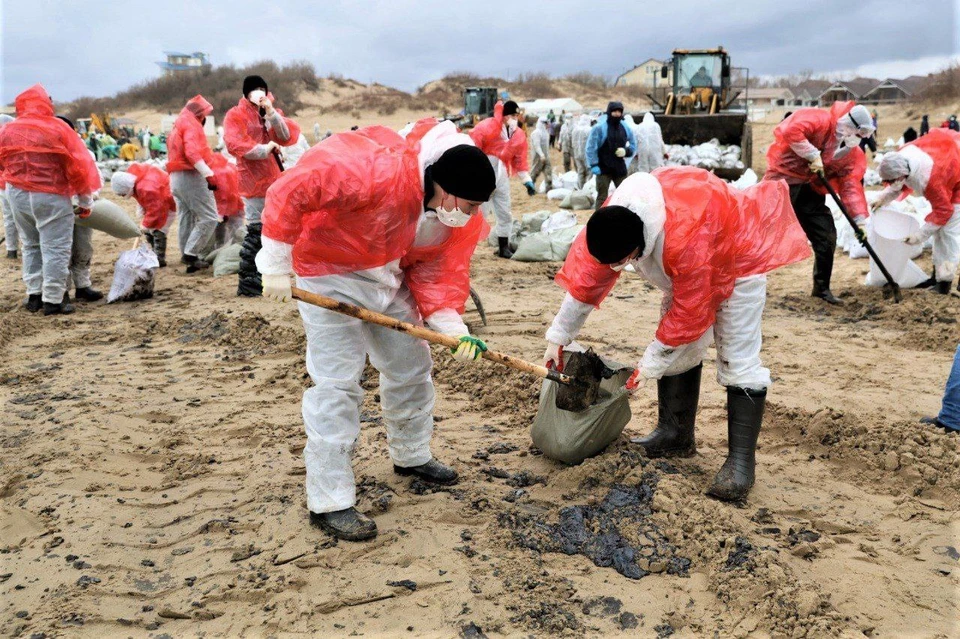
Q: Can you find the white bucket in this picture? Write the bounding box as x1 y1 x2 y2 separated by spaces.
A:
864 207 929 288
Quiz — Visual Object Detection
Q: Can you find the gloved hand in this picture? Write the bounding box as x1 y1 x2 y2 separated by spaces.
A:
75 207 91 219
624 368 647 395
205 176 218 191
904 232 925 246
869 198 884 214
543 342 564 372
218 216 226 224
808 155 824 176
262 273 292 302
259 96 276 117
615 147 626 158
266 140 281 155
524 181 536 196
590 166 602 176
451 336 487 362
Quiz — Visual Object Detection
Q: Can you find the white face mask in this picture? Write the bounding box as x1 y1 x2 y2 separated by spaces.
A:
435 202 471 228
609 262 628 272
248 89 266 105
505 117 518 132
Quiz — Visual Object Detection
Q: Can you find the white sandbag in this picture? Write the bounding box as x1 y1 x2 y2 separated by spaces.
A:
863 169 882 187
213 243 242 277
108 244 158 303
537 179 548 194
76 199 141 239
560 171 579 190
560 190 594 211
864 207 930 288
732 168 758 190
521 210 552 234
511 224 583 262
547 187 573 201
541 210 578 234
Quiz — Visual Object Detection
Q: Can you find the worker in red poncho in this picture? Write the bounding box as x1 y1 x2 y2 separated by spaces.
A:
167 95 217 272
223 75 301 296
764 102 874 304
875 129 960 294
208 153 245 251
256 119 497 540
110 164 177 267
542 169 811 501
469 100 535 258
0 84 100 315
0 114 17 259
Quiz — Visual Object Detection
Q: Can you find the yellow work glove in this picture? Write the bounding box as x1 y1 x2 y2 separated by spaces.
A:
808 156 824 176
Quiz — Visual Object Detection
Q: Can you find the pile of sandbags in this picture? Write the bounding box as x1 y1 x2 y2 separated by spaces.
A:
864 169 882 186
665 139 744 170
512 210 583 262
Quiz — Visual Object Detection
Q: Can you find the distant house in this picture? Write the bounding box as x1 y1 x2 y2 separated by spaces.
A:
615 58 672 89
818 77 879 104
740 87 795 108
790 80 832 107
157 51 212 75
861 76 932 103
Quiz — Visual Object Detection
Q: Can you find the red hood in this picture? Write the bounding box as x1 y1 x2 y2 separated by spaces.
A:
828 101 855 127
15 84 55 118
182 95 214 120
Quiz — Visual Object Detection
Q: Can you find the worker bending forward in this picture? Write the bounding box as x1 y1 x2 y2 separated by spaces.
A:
257 119 496 540
875 129 960 294
543 168 810 501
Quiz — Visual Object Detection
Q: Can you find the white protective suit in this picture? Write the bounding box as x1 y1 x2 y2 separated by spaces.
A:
571 115 592 188
635 112 667 174
545 174 771 391
172 170 219 258
255 122 479 514
7 186 76 303
484 131 532 239
529 117 552 186
875 145 960 283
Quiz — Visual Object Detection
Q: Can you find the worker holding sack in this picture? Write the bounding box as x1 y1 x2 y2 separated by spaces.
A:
110 165 177 267
543 168 811 501
0 84 100 315
257 119 496 541
469 100 535 258
223 75 300 296
167 94 218 273
874 129 960 294
764 102 874 304
208 153 245 250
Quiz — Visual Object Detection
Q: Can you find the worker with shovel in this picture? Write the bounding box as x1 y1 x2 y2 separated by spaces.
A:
223 75 301 297
110 165 177 267
257 119 496 541
764 102 874 304
543 169 811 501
874 129 960 295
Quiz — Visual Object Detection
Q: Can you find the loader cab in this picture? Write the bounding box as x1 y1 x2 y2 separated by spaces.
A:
663 48 733 115
461 87 499 128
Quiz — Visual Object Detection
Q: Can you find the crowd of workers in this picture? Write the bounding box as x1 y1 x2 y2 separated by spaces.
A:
0 75 957 542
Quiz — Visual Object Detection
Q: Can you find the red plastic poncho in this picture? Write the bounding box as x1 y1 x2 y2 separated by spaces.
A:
209 154 244 218
895 129 960 225
0 84 100 198
166 95 215 173
261 125 424 277
469 101 529 176
764 101 868 218
223 97 301 198
555 167 811 347
127 163 176 230
401 213 489 317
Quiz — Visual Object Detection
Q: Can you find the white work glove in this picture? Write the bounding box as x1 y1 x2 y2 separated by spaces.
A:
808 155 824 176
265 140 281 154
904 233 925 246
905 222 940 246
615 147 626 158
869 198 884 214
259 96 276 117
262 273 292 302
451 336 487 363
543 341 564 371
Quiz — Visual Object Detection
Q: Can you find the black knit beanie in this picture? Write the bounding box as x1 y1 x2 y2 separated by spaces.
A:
430 144 496 202
586 205 645 264
502 101 520 117
242 75 268 96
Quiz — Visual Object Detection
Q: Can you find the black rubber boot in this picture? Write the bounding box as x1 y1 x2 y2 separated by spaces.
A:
394 459 459 485
183 254 209 273
935 280 951 295
309 507 377 541
43 294 75 316
74 287 103 302
707 386 766 502
496 236 513 259
915 269 937 289
812 282 843 305
23 294 42 312
143 229 156 252
6 249 17 260
631 363 702 458
154 231 167 267
237 223 262 296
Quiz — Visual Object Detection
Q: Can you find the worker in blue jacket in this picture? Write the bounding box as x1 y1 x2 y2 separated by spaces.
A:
586 101 638 209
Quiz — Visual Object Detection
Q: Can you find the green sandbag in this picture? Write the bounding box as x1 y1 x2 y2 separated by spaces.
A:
75 199 141 239
511 224 583 262
530 352 633 465
212 243 241 277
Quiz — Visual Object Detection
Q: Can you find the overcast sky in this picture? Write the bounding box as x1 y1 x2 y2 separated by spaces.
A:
2 0 958 104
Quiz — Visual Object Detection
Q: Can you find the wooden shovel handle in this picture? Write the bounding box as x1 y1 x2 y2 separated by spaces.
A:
291 287 572 385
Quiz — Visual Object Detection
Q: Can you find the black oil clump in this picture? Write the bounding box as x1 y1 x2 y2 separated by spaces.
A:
555 349 606 412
